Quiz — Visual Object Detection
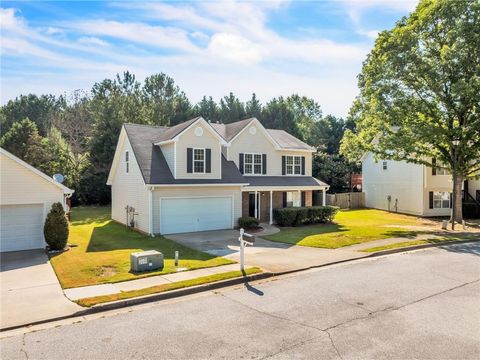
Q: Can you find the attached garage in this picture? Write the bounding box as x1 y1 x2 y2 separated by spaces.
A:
0 204 45 252
160 197 233 234
0 148 74 252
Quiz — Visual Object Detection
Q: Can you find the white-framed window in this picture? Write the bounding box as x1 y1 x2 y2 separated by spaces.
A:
286 192 301 207
285 155 303 175
244 153 263 175
193 148 205 173
125 151 129 173
382 161 388 170
433 191 450 209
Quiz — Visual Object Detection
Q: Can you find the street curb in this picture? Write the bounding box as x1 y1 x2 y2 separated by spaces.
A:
364 238 480 257
2 238 478 332
0 271 273 332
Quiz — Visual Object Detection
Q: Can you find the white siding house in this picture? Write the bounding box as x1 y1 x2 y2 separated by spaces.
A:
0 148 74 252
107 117 329 235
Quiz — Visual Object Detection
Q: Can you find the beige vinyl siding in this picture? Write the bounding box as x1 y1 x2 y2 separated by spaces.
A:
362 153 425 215
228 126 312 176
0 152 65 212
152 186 242 234
175 122 222 180
161 143 175 177
468 178 480 199
110 131 150 233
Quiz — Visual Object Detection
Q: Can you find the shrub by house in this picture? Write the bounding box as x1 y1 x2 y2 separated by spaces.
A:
44 202 69 250
273 206 339 227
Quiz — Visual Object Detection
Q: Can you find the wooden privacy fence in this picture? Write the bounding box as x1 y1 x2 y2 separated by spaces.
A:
327 192 365 209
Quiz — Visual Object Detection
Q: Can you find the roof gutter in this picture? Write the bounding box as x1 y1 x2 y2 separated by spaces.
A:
146 183 250 188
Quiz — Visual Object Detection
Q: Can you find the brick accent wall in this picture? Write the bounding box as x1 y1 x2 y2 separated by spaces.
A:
242 192 249 217
305 190 312 206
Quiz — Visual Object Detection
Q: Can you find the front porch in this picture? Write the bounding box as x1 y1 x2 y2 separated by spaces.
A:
242 189 327 224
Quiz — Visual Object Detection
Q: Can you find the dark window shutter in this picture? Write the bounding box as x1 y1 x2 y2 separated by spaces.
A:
187 148 193 173
301 156 305 175
301 191 306 207
429 191 433 209
239 153 244 174
262 154 267 174
450 192 453 208
282 192 287 207
282 156 286 175
206 149 211 173
432 158 436 175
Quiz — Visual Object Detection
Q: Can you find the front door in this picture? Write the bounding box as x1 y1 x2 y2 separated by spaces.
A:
248 193 259 218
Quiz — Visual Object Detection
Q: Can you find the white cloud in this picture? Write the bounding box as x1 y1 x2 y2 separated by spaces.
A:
207 33 265 65
70 19 199 53
77 36 109 47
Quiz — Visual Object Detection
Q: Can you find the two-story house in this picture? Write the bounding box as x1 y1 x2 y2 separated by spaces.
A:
361 152 480 217
107 117 329 235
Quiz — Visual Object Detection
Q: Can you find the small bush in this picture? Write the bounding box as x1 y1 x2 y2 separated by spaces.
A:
44 202 69 250
238 216 260 229
273 206 340 226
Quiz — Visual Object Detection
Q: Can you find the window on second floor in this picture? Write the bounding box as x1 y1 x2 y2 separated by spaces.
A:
125 151 129 173
382 161 387 170
193 148 205 173
285 155 303 175
244 153 263 174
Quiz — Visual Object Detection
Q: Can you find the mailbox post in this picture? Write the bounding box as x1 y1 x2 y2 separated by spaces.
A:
238 228 255 271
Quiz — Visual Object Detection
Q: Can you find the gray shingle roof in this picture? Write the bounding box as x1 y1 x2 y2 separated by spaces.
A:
210 118 254 141
123 123 247 185
244 176 328 187
266 129 315 150
155 117 201 142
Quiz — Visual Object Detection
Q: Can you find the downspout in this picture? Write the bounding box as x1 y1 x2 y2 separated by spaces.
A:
148 186 154 237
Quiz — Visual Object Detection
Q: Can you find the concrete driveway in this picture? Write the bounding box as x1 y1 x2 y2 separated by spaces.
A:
167 227 366 273
0 250 81 329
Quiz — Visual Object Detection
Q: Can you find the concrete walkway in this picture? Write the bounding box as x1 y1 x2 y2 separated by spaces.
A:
1 250 82 330
64 263 244 301
167 227 367 273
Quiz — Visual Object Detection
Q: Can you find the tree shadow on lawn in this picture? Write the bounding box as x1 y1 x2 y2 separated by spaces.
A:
85 221 219 261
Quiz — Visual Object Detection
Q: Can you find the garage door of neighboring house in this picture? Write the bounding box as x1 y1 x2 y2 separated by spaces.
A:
160 197 232 234
0 204 45 252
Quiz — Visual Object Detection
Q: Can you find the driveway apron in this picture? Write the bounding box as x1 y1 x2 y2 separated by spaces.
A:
1 250 81 329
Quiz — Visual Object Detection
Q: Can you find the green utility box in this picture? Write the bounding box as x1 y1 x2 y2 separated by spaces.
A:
130 250 164 272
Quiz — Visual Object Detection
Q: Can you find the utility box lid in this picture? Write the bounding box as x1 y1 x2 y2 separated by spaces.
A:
131 250 161 258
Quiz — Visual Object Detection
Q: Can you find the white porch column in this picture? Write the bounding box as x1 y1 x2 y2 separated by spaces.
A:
148 187 154 236
298 190 301 207
254 190 258 219
269 190 273 224
322 188 327 206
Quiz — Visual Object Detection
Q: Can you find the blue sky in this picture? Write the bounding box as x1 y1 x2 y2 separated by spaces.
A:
0 0 417 117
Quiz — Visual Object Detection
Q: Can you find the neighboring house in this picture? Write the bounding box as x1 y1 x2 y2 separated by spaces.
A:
361 152 480 217
0 147 74 252
107 117 329 235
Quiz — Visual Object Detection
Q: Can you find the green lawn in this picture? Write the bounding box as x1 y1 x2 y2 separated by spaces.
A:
263 209 434 249
50 206 233 289
76 267 262 307
361 234 480 253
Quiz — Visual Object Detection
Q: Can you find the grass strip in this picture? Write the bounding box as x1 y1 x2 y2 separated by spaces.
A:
76 267 262 307
360 236 479 253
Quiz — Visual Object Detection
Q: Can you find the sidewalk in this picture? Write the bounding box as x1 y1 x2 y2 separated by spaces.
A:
64 263 245 301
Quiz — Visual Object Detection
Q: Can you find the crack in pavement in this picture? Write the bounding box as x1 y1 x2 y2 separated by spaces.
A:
220 278 479 359
259 334 328 360
20 333 28 360
322 278 480 332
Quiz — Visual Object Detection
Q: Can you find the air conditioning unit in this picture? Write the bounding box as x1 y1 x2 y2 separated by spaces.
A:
130 250 164 272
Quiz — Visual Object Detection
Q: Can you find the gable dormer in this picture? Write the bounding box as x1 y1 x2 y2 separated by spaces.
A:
154 117 227 180
224 118 315 177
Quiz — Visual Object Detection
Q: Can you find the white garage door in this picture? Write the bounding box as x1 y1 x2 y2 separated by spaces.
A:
160 197 232 234
1 204 45 252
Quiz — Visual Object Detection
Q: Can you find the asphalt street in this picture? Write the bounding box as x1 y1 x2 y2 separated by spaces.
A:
1 242 479 359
